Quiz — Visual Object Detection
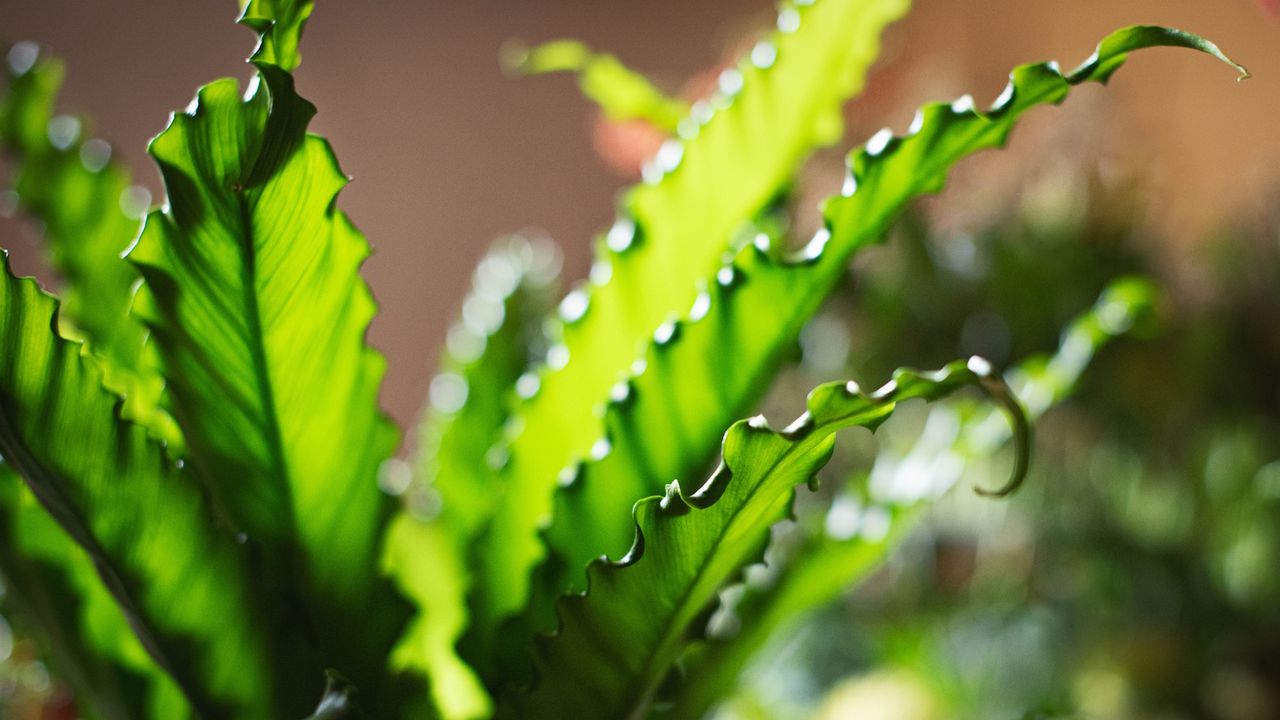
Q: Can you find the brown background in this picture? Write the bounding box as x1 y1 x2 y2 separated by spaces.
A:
2 1 1277 432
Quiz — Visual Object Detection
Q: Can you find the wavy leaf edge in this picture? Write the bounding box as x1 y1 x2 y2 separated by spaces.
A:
528 23 1243 599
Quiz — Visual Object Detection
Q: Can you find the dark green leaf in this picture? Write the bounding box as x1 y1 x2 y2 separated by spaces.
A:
499 358 1026 719
664 278 1158 718
0 465 188 720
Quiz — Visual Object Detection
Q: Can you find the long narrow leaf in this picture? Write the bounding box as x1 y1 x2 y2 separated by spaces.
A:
537 25 1247 607
665 278 1157 718
127 24 405 697
470 0 912 658
387 235 560 719
418 234 560 538
499 358 1026 719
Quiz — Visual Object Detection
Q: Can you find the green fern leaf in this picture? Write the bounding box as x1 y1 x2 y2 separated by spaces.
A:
469 0 911 657
506 26 1240 717
500 358 1026 719
536 25 1246 604
126 27 402 702
238 0 314 72
0 259 285 717
0 466 188 720
387 235 560 720
665 278 1158 718
508 40 688 133
418 234 561 538
384 515 493 720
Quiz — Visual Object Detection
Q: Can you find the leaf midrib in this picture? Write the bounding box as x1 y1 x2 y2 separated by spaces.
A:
233 187 295 511
0 382 209 714
622 405 883 715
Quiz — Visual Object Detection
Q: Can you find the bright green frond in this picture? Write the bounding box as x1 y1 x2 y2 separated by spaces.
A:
469 0 912 661
128 61 403 699
535 24 1246 608
665 278 1158 718
499 359 1026 719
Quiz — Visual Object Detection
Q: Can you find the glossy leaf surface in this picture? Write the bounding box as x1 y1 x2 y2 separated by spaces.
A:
471 0 912 653
665 278 1157 718
239 0 314 72
538 24 1247 604
500 358 1026 719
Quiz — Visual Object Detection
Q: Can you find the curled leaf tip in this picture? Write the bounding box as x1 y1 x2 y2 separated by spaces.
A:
1068 25 1250 85
971 361 1032 499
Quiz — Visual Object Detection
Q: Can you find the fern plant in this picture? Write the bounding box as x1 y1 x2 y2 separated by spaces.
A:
0 1 1245 718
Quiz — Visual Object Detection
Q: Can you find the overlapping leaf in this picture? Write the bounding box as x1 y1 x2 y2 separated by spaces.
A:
127 19 402 704
417 234 561 538
387 235 560 720
384 515 493 720
0 46 178 447
0 259 281 717
536 25 1247 607
0 465 187 720
499 358 1025 719
470 0 912 656
500 25 1240 717
664 278 1157 718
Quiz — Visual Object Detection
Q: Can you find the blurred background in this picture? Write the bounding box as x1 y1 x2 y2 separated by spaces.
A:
2 1 1279 718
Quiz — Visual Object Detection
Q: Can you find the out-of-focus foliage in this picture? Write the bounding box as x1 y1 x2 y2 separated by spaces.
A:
0 43 178 447
705 162 1280 719
506 40 689 133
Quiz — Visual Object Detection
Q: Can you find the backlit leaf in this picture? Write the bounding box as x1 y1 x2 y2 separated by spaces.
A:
499 358 1026 719
0 259 283 717
469 0 912 662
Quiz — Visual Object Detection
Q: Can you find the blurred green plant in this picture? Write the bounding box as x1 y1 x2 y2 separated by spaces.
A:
706 161 1280 719
0 1 1248 718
